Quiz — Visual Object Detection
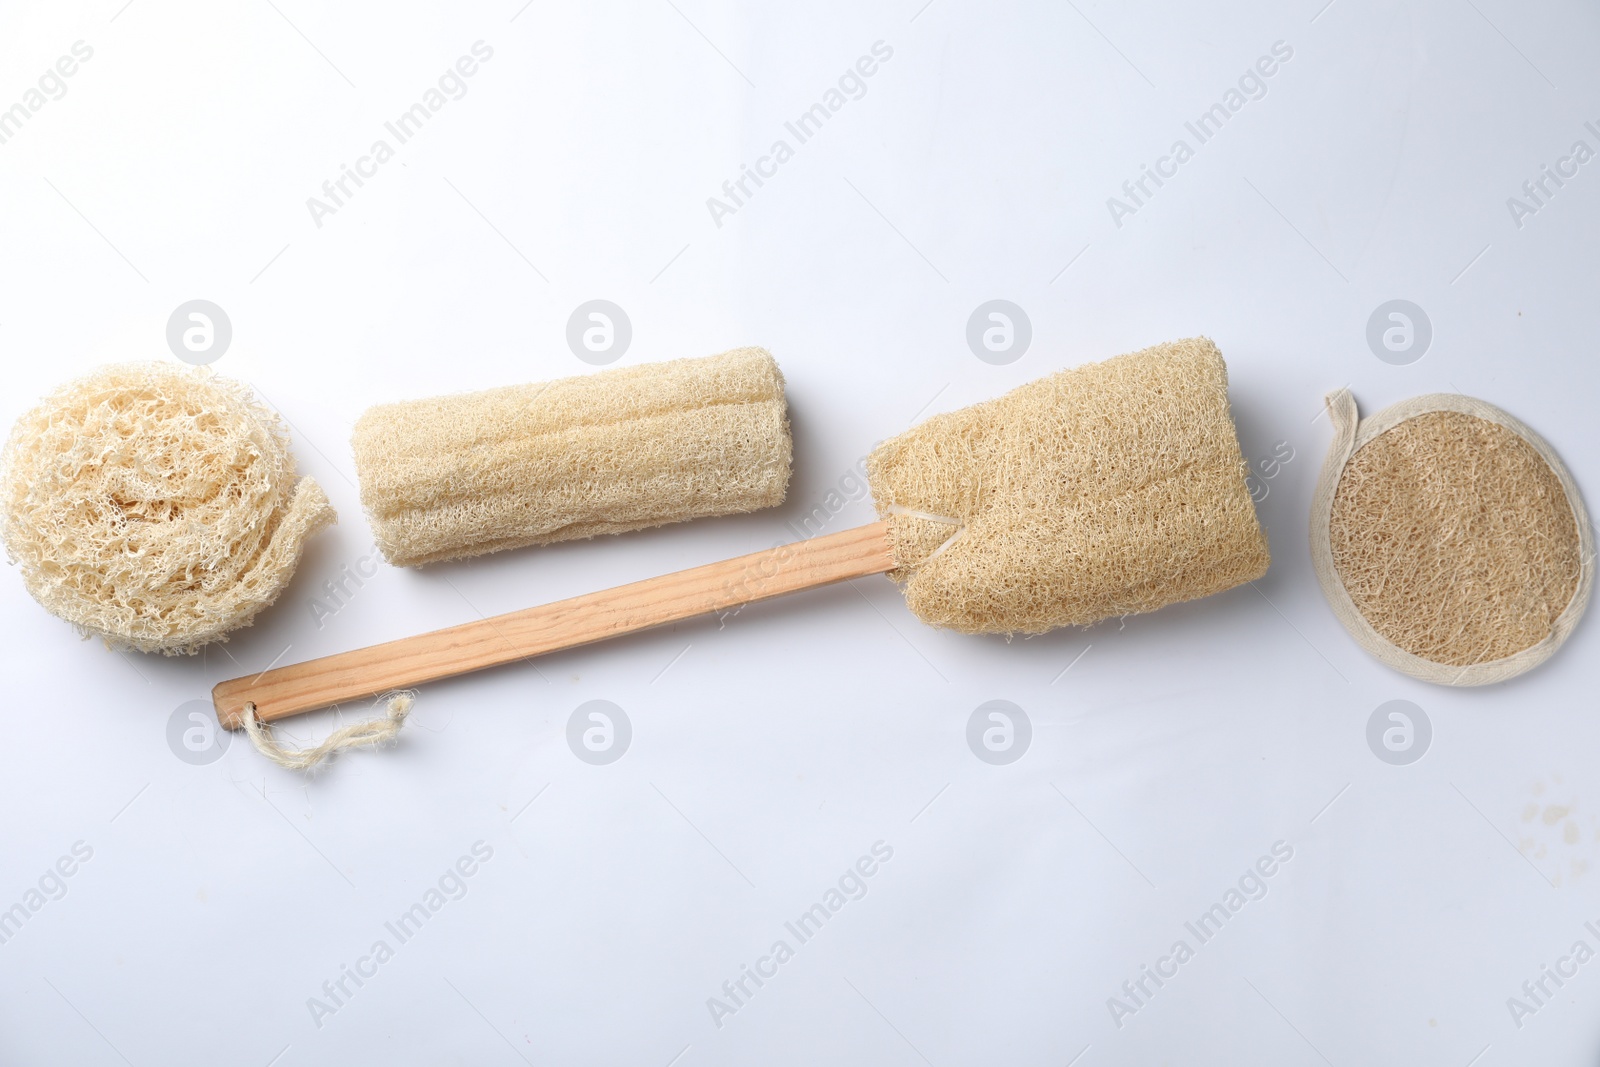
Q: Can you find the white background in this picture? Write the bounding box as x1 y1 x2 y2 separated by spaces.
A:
1 0 1598 1064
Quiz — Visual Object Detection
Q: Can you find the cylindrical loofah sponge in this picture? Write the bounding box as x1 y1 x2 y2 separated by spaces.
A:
352 346 792 566
866 337 1270 634
0 362 336 654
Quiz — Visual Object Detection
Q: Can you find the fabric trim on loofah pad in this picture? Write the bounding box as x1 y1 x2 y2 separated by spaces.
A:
0 362 336 654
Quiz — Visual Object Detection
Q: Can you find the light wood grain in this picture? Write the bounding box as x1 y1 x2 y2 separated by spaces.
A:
214 522 896 728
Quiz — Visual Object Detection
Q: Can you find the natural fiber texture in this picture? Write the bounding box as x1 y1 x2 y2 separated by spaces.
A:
242 691 414 770
0 362 335 654
1311 390 1593 685
1333 413 1580 663
353 347 792 566
867 337 1270 634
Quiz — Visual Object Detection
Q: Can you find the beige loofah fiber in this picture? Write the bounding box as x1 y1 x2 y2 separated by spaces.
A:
1330 412 1580 666
867 337 1270 634
0 362 336 654
352 347 792 566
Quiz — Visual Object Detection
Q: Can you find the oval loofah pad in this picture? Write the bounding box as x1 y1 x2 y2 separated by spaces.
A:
1311 390 1592 685
866 337 1271 634
0 362 336 654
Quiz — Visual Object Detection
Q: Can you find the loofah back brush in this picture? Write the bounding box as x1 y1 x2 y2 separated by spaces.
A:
215 338 1269 758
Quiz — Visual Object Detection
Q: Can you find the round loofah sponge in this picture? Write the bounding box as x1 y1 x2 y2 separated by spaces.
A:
1311 390 1592 685
0 362 336 654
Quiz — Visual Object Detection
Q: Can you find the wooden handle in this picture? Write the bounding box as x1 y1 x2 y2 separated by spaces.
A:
213 522 896 729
